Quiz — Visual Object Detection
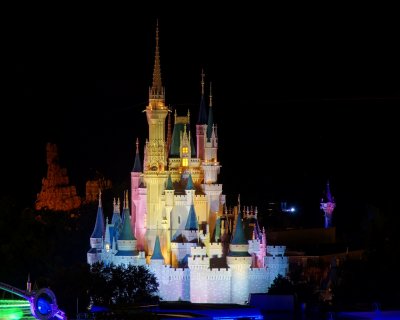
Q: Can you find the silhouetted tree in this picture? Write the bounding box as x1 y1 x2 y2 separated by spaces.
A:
268 274 295 295
88 262 159 306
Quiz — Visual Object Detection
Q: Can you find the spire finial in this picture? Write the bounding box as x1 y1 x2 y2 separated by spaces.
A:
201 69 205 96
136 137 139 154
98 190 102 208
238 194 241 209
209 81 213 107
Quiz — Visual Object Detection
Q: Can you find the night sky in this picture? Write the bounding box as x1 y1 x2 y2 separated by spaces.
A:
4 6 399 230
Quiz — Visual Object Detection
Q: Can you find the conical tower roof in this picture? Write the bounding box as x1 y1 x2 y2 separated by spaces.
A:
91 192 105 238
151 235 164 260
185 203 199 231
231 206 247 245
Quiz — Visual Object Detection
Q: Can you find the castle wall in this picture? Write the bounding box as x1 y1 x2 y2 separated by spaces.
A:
154 266 190 301
249 268 269 294
207 268 231 303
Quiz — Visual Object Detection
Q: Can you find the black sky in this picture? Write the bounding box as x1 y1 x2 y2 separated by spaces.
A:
3 5 399 228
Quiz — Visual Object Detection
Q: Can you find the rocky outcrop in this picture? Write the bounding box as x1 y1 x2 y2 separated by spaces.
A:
35 143 81 211
85 176 112 203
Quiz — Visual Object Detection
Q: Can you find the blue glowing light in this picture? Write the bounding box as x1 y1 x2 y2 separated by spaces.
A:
37 297 51 315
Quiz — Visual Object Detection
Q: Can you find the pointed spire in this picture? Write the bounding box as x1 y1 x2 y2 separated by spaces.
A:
151 235 164 260
207 95 214 140
132 138 142 172
186 173 195 190
26 273 31 293
151 20 163 98
112 197 122 228
201 68 205 96
326 180 334 202
209 82 213 107
91 191 105 238
185 202 199 230
119 196 136 241
166 174 174 190
197 70 207 124
98 190 102 207
231 201 247 245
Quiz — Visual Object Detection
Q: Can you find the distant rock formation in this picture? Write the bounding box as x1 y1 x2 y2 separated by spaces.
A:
85 173 112 203
35 143 81 211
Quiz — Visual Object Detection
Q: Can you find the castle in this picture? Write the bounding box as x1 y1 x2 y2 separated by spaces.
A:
87 24 288 304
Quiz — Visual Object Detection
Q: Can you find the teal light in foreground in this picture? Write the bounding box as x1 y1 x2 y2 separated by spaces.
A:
0 299 35 319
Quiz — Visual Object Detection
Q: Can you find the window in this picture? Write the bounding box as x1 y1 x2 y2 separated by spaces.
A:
178 216 181 224
182 158 188 167
182 147 188 154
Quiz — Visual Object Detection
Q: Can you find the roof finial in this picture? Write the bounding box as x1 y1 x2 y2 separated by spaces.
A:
209 81 213 107
201 69 205 96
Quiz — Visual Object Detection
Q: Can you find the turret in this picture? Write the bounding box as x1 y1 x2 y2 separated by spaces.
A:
118 191 137 251
202 82 221 184
131 138 142 234
90 191 105 249
111 198 122 237
227 196 252 304
320 180 336 228
87 191 105 264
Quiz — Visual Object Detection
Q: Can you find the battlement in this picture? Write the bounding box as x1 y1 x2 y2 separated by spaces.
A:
194 195 207 201
202 184 223 191
171 242 196 250
188 258 210 270
267 245 286 256
249 267 267 274
191 246 207 256
205 268 231 280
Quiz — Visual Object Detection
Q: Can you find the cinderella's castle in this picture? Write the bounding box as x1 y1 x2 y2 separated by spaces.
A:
87 24 288 304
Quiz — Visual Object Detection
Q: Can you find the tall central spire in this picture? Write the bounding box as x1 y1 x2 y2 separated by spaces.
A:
148 20 166 110
152 20 162 95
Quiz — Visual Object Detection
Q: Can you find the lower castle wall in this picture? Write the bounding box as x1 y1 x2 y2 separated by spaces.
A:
154 266 190 301
206 268 231 303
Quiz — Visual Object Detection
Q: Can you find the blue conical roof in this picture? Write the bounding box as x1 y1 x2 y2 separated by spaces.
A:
207 105 214 140
132 138 142 172
132 152 142 172
166 174 174 190
91 203 105 239
186 174 195 190
151 235 164 260
231 208 247 245
197 95 207 124
185 203 199 230
119 208 136 240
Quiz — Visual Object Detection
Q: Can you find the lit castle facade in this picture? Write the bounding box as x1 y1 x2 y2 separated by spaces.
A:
87 25 288 304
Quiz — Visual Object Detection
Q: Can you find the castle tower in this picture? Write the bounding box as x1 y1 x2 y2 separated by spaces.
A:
87 192 105 264
320 180 336 228
196 69 207 161
227 198 252 304
143 22 169 253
